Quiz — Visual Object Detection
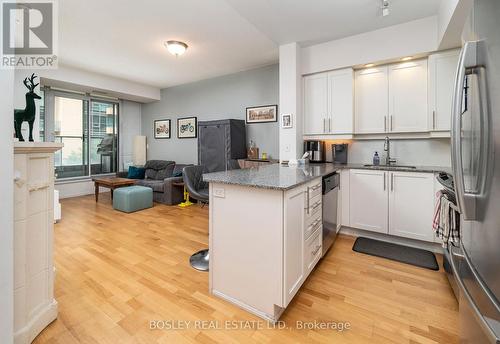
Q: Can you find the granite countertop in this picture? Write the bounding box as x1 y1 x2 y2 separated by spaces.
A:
203 163 452 190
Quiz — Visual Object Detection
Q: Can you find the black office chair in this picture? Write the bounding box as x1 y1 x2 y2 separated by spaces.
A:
183 165 209 271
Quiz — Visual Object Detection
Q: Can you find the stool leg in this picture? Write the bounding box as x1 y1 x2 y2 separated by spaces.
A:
190 249 209 271
178 186 193 207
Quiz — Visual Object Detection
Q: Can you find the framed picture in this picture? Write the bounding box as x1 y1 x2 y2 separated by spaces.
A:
177 116 197 139
154 119 171 139
246 105 278 124
281 113 293 129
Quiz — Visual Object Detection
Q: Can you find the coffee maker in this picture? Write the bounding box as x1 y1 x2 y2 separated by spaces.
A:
332 143 348 164
304 140 325 163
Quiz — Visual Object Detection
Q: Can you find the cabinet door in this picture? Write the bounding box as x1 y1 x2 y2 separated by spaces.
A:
303 73 328 135
283 186 305 306
349 169 388 233
354 67 388 133
328 69 354 134
340 169 350 227
428 50 460 131
388 60 428 132
389 172 435 242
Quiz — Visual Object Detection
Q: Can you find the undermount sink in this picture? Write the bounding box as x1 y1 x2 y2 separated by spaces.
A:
363 164 417 170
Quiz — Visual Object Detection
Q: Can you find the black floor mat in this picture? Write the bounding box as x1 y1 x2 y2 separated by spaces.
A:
352 237 439 271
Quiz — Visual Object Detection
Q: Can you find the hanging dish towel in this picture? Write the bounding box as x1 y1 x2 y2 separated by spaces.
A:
433 191 460 248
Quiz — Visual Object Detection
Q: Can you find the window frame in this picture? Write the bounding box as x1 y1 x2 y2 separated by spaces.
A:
42 87 120 182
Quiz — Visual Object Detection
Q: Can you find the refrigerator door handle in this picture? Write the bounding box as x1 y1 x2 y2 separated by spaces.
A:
452 41 482 220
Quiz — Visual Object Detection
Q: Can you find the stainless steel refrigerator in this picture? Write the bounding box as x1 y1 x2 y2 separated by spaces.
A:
450 0 500 342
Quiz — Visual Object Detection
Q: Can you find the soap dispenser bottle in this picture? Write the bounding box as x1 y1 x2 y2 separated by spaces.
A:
373 151 380 166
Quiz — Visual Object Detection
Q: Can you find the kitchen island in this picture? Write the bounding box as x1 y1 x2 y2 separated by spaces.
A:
203 163 451 321
203 163 338 322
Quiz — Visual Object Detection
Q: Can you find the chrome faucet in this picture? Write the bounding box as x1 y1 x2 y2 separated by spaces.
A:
384 136 397 165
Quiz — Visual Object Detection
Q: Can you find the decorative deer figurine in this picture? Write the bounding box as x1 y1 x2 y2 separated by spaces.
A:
14 73 41 142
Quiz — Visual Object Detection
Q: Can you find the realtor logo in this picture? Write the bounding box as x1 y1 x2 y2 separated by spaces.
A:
1 0 58 69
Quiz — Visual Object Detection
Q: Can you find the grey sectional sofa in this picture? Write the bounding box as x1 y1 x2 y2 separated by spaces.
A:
117 160 191 205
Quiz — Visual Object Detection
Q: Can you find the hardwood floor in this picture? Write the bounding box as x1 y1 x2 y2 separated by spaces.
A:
34 194 459 343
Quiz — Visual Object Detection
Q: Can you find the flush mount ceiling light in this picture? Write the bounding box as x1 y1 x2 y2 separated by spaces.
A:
401 56 413 61
164 40 188 56
381 0 390 17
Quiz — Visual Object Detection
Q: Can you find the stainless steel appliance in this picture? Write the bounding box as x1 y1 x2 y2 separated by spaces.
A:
322 172 339 257
332 144 348 164
450 2 500 342
304 140 325 162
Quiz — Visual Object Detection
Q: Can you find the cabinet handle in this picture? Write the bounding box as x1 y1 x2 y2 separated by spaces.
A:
391 173 394 191
329 118 332 132
323 118 326 133
312 200 321 210
390 115 393 131
311 184 321 191
305 188 310 214
312 245 322 256
383 172 386 190
432 110 436 129
384 116 387 132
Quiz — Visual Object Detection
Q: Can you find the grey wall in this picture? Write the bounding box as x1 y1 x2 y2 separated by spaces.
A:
141 64 279 164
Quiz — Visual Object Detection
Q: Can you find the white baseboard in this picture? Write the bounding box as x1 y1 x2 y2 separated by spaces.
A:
14 299 58 344
211 290 283 323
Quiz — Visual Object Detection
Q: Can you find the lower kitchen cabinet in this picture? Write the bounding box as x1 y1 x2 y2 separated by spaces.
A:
349 169 389 234
348 169 435 242
389 172 435 241
283 178 322 307
283 185 306 306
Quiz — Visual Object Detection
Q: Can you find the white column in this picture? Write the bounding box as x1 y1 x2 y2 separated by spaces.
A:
0 69 14 344
279 42 303 161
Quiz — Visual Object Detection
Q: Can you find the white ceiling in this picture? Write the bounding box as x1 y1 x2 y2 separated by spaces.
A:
225 0 441 46
58 0 440 88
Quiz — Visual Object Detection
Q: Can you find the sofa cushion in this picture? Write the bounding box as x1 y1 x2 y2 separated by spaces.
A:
144 160 175 180
127 166 146 179
136 179 164 192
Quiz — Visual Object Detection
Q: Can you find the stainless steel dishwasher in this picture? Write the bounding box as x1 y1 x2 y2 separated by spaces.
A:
322 172 339 257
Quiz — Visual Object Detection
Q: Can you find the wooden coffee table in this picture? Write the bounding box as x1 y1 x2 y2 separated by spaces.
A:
93 177 136 202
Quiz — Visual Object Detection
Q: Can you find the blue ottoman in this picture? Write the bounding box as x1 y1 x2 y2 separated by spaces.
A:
113 186 153 213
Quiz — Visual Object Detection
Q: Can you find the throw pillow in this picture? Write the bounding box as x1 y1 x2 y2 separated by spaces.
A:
127 166 146 179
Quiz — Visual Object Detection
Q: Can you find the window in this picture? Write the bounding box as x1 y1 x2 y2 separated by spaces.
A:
43 89 119 180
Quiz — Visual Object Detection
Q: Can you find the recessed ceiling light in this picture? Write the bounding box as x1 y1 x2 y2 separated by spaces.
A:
401 56 412 61
365 63 375 68
164 40 188 57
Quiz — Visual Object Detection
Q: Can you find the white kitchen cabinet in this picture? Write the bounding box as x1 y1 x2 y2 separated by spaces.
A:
388 60 428 132
354 66 388 133
283 185 306 306
389 172 435 241
303 68 354 135
349 169 388 233
339 169 350 227
428 50 460 131
303 73 328 134
328 69 354 134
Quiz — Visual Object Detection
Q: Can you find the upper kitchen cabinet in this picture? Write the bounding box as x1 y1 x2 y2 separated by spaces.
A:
303 73 328 135
354 66 388 133
303 68 354 136
328 69 354 134
388 60 428 132
428 50 460 131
